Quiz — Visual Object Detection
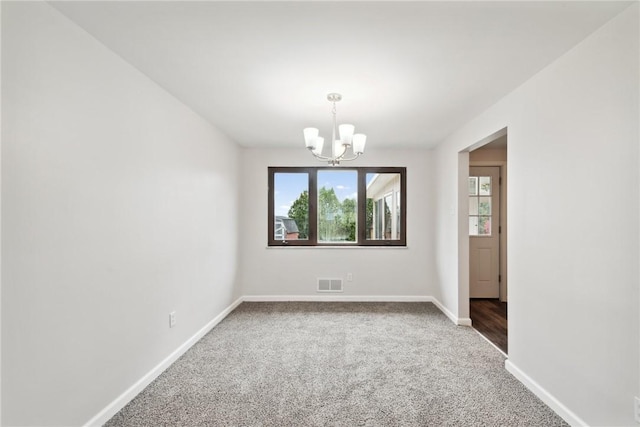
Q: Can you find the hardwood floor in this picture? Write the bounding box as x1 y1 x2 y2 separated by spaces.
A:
470 298 508 354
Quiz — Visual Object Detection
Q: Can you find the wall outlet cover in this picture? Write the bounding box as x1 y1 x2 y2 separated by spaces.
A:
635 396 640 423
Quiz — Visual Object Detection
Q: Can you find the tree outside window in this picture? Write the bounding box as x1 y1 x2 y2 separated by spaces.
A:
268 167 406 247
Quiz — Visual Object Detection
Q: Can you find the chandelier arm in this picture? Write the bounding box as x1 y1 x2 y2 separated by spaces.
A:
307 148 333 161
335 152 362 162
335 144 348 159
309 145 351 163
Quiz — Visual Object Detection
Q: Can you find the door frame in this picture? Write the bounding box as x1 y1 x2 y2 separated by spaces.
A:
469 161 507 302
469 165 503 299
457 127 508 322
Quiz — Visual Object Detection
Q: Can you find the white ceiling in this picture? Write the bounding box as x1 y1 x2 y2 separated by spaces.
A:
51 1 631 149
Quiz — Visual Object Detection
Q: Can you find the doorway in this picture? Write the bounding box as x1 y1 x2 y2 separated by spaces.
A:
469 166 500 297
468 134 508 353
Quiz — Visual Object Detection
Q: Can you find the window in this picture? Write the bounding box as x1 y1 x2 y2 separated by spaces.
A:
468 175 492 236
366 172 402 241
268 167 406 246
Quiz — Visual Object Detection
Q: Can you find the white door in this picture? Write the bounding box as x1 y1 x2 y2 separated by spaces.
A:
469 166 500 298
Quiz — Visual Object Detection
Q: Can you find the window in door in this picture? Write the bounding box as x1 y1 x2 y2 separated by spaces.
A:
469 175 492 236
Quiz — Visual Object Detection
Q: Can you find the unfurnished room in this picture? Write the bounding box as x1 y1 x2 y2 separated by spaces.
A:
1 1 639 426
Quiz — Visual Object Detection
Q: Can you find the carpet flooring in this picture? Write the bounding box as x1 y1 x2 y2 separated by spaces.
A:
105 302 567 426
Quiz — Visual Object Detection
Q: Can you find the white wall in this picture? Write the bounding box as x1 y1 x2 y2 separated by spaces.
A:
434 4 639 426
1 3 240 425
239 148 437 300
0 2 4 423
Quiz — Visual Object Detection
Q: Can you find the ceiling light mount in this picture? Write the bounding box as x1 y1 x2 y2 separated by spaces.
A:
326 93 342 103
303 93 366 166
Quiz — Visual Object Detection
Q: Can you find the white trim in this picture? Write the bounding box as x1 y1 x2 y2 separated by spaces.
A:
458 128 509 326
242 295 432 302
85 295 473 426
505 360 587 427
84 297 244 427
243 295 472 327
429 297 457 323
81 296 588 427
457 317 472 326
429 297 471 326
465 127 508 153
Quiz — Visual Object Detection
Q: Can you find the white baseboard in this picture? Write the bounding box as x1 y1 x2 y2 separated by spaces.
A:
505 360 587 427
457 318 472 326
85 295 470 426
242 294 432 302
428 297 471 326
242 295 470 326
84 296 244 427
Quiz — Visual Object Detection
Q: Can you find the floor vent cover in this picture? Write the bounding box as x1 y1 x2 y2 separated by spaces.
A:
317 278 343 293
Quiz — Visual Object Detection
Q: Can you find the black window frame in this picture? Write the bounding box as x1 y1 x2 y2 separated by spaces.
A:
268 166 407 247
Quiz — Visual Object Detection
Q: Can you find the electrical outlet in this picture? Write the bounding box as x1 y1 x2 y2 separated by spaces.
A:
634 396 640 423
169 311 176 328
347 273 353 282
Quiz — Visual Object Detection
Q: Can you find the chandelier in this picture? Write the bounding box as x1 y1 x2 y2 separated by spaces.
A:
303 93 366 166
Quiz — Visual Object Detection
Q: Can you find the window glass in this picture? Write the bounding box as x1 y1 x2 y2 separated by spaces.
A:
395 190 401 240
317 170 357 243
469 217 479 236
268 167 406 246
469 175 492 236
478 216 491 235
469 197 479 216
468 177 478 196
478 197 491 215
479 176 491 195
274 172 308 240
366 173 402 241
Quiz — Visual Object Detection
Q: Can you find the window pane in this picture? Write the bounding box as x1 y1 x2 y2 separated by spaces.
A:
478 216 491 235
366 173 402 240
479 176 491 195
469 177 478 196
274 172 308 240
375 199 384 238
478 197 492 215
395 190 401 240
384 194 393 239
469 197 478 215
469 216 479 236
317 170 357 243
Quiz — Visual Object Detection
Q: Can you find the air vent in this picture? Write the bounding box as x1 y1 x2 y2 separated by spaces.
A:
317 278 343 293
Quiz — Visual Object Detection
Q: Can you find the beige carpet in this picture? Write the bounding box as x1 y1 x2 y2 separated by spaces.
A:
106 302 567 426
